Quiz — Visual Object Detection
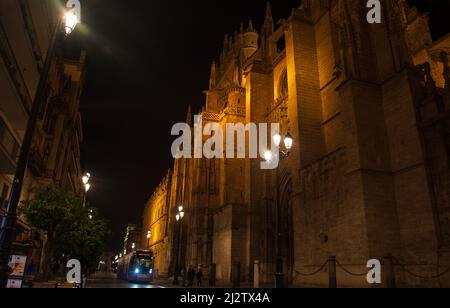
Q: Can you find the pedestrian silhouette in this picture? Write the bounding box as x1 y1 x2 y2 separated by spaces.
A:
196 269 203 287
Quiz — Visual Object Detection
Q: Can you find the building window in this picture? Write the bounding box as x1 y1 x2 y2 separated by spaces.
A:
279 70 289 99
276 35 286 54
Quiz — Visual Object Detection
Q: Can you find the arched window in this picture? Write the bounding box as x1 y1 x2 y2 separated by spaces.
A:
279 70 288 99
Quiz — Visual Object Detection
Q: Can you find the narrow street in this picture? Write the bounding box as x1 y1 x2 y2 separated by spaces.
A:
86 273 166 289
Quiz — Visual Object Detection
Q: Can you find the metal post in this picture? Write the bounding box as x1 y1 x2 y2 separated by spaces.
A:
232 262 241 288
0 19 63 289
384 254 396 289
329 256 337 288
173 220 182 285
209 263 216 287
254 260 260 288
274 165 284 288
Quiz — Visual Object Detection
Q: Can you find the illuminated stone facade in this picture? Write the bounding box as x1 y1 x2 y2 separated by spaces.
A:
143 0 450 287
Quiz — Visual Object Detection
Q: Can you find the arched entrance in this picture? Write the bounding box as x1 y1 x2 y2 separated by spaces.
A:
278 169 294 286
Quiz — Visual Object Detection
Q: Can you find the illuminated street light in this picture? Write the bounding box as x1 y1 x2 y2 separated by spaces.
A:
65 0 81 35
265 131 294 289
273 133 282 147
284 133 293 151
173 205 185 285
264 150 273 163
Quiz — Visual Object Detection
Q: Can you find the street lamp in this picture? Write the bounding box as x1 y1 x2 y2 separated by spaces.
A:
0 1 81 288
264 132 294 288
173 205 185 285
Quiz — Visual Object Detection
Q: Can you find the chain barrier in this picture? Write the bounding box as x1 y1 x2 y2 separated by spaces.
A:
336 260 368 277
294 260 329 277
392 256 450 280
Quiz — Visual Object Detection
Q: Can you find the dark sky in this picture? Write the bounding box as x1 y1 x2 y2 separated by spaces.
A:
63 0 450 252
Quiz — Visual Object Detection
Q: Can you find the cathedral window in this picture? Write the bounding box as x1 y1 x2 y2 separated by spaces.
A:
278 70 289 99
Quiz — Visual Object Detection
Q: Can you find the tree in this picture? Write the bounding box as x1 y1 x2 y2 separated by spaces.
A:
19 187 110 280
19 187 83 280
56 207 110 274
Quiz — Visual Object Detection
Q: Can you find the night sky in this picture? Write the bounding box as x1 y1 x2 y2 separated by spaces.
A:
63 0 450 252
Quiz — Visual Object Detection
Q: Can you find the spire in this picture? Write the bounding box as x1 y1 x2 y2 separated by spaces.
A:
247 20 255 33
265 2 273 24
209 62 217 90
186 104 192 127
264 2 274 35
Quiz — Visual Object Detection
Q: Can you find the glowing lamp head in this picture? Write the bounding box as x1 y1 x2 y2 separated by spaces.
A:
284 133 293 151
64 11 78 35
264 150 273 163
85 183 91 192
178 206 184 212
82 175 89 185
176 214 180 221
180 211 185 219
273 133 282 147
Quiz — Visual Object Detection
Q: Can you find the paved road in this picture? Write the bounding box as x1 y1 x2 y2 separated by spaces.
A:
86 273 166 289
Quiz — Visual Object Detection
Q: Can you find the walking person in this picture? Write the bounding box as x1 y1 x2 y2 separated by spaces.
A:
187 267 195 287
181 267 187 287
196 268 203 287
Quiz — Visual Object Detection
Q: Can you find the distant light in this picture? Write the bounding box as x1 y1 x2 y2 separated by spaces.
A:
149 269 153 274
178 206 184 212
132 243 136 249
134 268 140 274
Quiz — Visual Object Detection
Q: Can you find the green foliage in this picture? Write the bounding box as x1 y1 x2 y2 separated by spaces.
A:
19 187 83 235
57 207 111 272
19 187 110 274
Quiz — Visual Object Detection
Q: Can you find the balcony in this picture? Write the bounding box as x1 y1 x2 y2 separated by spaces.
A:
0 118 19 175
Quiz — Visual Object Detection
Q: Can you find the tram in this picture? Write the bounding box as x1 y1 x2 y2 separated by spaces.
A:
117 250 154 283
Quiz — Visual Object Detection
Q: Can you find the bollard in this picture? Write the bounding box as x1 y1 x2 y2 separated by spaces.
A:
209 264 216 287
329 256 337 289
232 262 241 288
254 261 260 289
383 254 396 289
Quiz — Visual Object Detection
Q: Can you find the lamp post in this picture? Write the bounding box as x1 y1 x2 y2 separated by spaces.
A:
0 1 81 288
264 132 293 289
173 205 185 285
